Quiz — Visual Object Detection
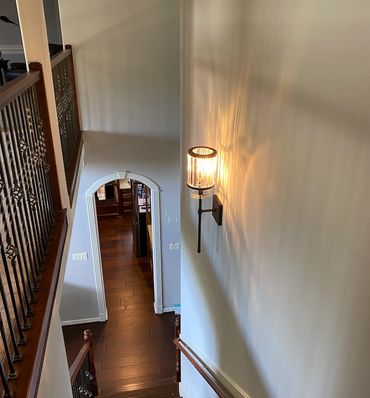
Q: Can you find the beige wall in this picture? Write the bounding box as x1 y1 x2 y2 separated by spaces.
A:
59 0 179 138
180 1 370 398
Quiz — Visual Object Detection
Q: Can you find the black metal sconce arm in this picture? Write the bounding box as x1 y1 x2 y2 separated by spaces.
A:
0 16 19 27
196 193 223 253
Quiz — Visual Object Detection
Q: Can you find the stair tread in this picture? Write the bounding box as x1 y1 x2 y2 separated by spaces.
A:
98 378 179 398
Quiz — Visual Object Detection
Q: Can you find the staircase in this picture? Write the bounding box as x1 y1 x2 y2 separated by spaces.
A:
97 378 180 397
69 330 181 398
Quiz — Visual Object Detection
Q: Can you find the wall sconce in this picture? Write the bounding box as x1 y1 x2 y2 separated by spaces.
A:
187 146 223 253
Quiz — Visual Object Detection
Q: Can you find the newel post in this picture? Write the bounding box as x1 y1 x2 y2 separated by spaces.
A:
174 316 181 383
84 329 99 396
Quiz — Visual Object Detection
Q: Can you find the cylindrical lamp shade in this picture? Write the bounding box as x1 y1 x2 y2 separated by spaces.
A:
187 146 217 190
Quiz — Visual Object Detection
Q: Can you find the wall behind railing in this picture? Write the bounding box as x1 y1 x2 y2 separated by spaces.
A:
58 0 179 139
0 0 24 63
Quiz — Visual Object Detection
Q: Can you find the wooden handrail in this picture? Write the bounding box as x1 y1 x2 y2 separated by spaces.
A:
174 316 181 383
0 70 41 108
25 211 68 397
70 330 99 396
69 330 92 383
174 338 234 398
51 47 72 69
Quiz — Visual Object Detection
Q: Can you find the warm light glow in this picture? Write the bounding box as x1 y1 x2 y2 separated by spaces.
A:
187 146 217 190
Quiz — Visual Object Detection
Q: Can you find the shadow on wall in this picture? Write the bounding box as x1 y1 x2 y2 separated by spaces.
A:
60 283 100 323
61 0 179 137
182 1 370 397
181 3 270 394
182 219 270 398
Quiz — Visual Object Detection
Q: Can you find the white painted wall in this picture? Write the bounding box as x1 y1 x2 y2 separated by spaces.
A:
58 0 180 323
180 1 370 398
60 132 181 323
43 0 63 44
37 307 72 398
58 0 180 138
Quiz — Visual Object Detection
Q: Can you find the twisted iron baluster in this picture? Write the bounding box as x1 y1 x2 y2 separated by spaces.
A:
0 113 30 335
5 102 37 301
1 107 34 314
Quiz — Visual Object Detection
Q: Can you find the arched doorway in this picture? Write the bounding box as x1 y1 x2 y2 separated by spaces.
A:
85 171 163 321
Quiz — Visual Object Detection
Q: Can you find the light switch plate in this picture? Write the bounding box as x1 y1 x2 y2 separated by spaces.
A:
169 241 180 251
72 252 88 261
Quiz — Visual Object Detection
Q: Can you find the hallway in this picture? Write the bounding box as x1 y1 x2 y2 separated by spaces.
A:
63 216 176 395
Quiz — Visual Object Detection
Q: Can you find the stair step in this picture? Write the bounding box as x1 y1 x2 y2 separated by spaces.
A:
98 378 179 398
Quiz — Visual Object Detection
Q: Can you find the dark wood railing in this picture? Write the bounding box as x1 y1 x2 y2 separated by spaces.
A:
174 338 233 398
0 67 67 397
70 330 99 398
51 45 82 203
174 315 181 384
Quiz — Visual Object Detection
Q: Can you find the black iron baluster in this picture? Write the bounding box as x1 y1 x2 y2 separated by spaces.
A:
0 264 22 362
32 83 56 221
0 115 31 333
18 91 48 269
0 167 26 342
0 224 27 344
13 95 44 282
28 85 55 227
52 53 81 195
0 314 17 379
14 93 45 282
2 107 35 311
0 359 12 398
6 101 38 300
23 89 51 254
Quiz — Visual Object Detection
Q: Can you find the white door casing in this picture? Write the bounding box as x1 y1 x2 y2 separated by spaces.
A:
85 171 163 321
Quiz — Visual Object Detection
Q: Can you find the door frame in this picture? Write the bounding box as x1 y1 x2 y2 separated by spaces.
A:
85 171 163 320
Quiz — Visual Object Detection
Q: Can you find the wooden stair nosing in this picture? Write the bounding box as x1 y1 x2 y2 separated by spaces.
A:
98 377 178 397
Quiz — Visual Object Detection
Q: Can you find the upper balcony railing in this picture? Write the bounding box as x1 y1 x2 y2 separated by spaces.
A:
0 62 68 396
51 45 82 203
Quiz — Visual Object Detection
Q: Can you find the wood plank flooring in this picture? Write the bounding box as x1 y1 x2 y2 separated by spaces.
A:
62 215 176 395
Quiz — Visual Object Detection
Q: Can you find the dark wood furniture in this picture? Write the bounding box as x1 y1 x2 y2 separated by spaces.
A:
132 181 151 258
120 181 133 215
96 180 120 217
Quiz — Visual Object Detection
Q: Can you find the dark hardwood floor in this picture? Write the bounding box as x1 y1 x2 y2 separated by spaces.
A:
63 215 176 395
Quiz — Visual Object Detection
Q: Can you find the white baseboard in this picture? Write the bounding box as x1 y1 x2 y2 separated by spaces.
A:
154 304 177 314
154 302 163 314
61 314 106 327
180 335 252 398
163 306 175 313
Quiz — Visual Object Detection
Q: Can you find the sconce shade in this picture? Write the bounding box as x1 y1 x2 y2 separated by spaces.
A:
187 146 217 190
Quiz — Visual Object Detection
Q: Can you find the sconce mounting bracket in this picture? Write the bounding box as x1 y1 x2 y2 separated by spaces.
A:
212 194 223 226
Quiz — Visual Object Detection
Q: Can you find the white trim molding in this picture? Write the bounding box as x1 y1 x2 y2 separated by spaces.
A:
0 45 24 55
180 336 253 398
61 315 105 327
85 171 164 317
163 306 175 313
